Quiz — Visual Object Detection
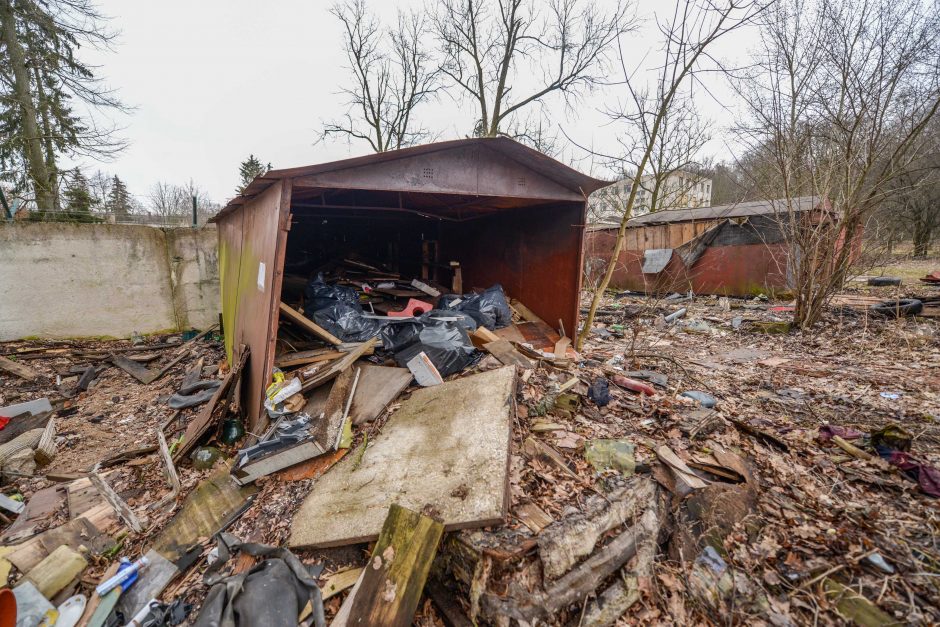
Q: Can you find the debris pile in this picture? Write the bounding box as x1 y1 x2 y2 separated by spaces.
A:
0 277 937 625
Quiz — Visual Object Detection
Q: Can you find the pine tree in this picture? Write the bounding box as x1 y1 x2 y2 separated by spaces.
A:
106 175 133 219
0 0 125 210
237 155 271 193
62 169 94 220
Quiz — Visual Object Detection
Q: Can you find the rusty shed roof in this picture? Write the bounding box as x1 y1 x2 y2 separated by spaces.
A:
213 137 610 222
620 196 820 227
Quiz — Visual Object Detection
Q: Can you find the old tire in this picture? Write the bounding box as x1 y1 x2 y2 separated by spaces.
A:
870 298 923 318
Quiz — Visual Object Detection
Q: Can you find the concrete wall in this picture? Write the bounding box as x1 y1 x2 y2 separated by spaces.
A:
0 222 220 341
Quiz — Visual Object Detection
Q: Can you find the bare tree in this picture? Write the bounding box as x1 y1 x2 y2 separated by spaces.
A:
577 0 762 350
433 0 636 139
321 0 440 152
732 0 940 328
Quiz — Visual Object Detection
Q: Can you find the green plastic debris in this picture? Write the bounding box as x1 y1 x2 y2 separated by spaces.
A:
584 439 636 475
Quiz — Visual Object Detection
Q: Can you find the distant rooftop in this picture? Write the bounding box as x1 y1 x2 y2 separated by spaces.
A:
621 196 819 227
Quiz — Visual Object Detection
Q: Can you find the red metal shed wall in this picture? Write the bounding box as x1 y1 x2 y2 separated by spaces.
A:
584 229 792 296
442 202 585 333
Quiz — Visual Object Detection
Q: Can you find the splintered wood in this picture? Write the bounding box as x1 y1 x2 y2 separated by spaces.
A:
289 367 515 548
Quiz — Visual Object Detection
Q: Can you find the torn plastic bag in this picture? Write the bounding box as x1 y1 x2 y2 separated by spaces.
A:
424 308 478 332
194 533 325 627
380 319 425 353
313 302 385 343
392 320 478 377
303 274 360 314
437 284 512 330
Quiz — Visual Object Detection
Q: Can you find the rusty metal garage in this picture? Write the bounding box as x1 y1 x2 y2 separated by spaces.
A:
211 137 609 428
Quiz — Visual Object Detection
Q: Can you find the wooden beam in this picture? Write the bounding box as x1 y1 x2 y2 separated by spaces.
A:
483 340 533 370
278 302 342 346
338 504 444 627
0 355 38 381
300 339 376 393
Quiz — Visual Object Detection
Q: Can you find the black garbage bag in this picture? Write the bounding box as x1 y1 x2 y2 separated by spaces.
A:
303 274 360 314
380 318 425 352
392 320 478 377
424 308 479 332
312 301 384 343
437 284 512 330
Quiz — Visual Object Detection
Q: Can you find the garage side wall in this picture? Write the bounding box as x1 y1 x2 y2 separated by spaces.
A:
216 180 290 428
443 202 584 333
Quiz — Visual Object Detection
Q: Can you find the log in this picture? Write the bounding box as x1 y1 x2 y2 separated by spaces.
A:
538 478 653 580
480 481 663 624
336 504 444 627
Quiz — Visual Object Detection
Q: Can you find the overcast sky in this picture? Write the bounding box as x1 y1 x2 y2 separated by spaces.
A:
73 0 759 206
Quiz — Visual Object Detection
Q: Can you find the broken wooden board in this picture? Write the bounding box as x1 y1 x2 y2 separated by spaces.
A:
277 448 348 482
509 299 548 326
173 345 248 462
289 366 515 548
67 477 106 520
321 567 364 601
23 544 87 599
115 550 178 620
483 340 533 370
300 339 376 393
1 485 63 543
0 355 38 381
310 366 356 449
279 302 343 346
110 354 159 384
0 411 50 446
655 445 709 493
233 439 326 485
151 466 257 563
6 503 118 573
515 502 553 534
469 326 500 350
275 348 344 369
339 504 444 627
348 364 412 425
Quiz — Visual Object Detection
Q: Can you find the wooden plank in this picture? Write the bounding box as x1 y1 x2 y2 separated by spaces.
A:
279 302 343 346
275 349 344 369
151 466 257 563
508 299 547 326
515 502 554 534
553 337 571 360
77 562 120 627
483 340 534 370
67 478 104 520
7 504 117 573
234 440 326 485
469 326 500 350
322 566 364 601
300 338 376 394
1 485 63 543
110 354 158 384
290 367 514 549
88 469 144 533
427 579 474 627
174 345 248 462
0 355 38 381
310 367 356 449
348 364 412 425
24 544 87 599
276 447 348 482
340 504 444 627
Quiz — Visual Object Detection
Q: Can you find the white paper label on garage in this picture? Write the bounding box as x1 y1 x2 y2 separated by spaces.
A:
257 262 266 291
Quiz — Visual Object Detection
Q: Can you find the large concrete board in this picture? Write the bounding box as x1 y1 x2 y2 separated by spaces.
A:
289 366 515 548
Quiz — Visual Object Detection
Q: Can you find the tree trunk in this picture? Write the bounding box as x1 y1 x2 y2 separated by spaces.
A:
33 66 60 210
0 0 54 210
913 219 931 258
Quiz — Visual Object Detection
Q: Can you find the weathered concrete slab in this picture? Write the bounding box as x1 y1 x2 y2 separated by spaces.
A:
289 366 515 548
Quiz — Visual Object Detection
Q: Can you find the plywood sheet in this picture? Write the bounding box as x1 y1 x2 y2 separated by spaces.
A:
348 364 412 425
289 366 515 548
